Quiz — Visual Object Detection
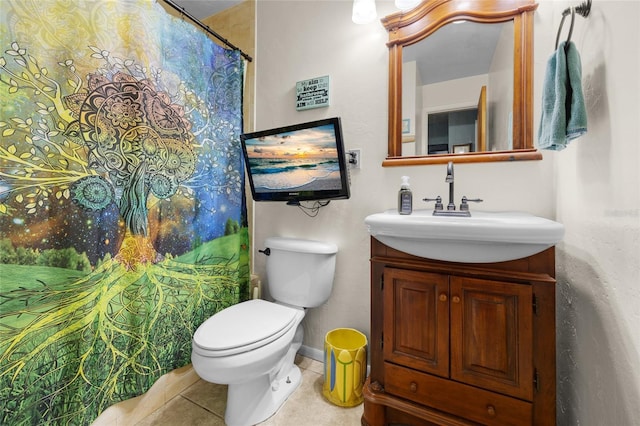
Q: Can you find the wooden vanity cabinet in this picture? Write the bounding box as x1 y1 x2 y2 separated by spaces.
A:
363 238 556 426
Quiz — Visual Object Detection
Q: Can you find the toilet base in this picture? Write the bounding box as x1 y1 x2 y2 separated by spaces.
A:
225 364 302 426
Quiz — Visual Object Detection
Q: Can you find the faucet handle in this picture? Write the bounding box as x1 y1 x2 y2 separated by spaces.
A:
423 196 443 210
460 196 483 211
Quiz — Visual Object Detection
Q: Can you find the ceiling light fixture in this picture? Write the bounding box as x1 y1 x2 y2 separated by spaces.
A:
395 0 421 11
352 0 377 24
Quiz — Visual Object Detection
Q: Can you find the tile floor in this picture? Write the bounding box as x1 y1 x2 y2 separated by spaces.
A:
135 355 364 425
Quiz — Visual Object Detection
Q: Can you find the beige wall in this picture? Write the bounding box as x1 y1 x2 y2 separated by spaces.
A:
488 21 514 150
540 1 640 424
253 0 554 358
254 0 639 424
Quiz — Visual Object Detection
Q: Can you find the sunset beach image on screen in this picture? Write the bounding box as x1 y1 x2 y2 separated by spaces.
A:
240 118 350 202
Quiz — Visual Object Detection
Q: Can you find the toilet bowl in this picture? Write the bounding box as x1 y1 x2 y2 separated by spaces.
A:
192 299 305 425
191 237 337 426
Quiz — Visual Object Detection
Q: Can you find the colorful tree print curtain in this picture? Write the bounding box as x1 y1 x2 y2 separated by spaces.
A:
0 1 250 424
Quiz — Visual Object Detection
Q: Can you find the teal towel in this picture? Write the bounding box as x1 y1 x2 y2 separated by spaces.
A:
538 41 588 150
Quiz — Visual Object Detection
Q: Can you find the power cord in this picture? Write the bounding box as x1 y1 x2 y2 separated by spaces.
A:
288 200 331 217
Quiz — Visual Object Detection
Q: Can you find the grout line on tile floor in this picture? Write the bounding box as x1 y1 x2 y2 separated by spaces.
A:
181 392 223 418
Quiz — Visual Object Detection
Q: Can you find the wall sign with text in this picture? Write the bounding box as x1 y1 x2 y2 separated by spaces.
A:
296 75 330 111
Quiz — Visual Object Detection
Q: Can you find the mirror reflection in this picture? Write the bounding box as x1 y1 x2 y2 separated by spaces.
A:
401 21 514 156
382 0 539 166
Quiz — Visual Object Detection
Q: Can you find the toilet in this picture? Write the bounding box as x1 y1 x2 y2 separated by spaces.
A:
191 237 338 426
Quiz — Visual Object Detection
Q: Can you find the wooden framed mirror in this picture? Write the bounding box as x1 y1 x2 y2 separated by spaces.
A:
382 0 539 166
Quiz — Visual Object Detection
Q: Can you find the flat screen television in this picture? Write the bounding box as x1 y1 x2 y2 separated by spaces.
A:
240 117 351 204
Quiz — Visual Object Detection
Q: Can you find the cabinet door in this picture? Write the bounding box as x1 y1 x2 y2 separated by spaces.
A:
450 277 534 401
383 268 449 378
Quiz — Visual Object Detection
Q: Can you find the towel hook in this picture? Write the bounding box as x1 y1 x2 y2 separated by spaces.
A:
555 0 592 50
555 7 576 49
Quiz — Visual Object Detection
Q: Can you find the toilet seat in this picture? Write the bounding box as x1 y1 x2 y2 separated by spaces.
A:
193 299 301 357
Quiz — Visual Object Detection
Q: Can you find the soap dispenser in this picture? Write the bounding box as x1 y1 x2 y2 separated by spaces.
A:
398 176 412 215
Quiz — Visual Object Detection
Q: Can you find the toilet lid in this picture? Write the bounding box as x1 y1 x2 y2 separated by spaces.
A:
193 299 300 355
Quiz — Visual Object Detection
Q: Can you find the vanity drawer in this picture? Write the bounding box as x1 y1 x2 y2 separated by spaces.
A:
384 362 532 426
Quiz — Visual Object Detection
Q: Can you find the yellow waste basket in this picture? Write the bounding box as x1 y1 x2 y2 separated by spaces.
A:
323 328 367 407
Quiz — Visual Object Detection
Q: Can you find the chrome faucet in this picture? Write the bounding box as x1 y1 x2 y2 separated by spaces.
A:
423 161 483 217
445 161 455 211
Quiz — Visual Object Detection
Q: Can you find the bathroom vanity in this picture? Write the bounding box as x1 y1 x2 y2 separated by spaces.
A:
362 237 557 426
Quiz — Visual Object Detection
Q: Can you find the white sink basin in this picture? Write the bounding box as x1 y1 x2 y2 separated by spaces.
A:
365 209 564 263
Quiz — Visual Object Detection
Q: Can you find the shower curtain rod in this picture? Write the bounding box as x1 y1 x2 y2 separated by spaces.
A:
162 0 253 62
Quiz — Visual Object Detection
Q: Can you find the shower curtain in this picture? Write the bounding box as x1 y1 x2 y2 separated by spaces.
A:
0 1 250 424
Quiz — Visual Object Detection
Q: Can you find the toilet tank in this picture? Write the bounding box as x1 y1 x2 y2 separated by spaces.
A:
264 237 338 308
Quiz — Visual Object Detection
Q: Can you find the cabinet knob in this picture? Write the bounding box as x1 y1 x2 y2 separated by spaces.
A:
439 293 448 302
452 295 460 303
410 382 418 393
487 405 496 417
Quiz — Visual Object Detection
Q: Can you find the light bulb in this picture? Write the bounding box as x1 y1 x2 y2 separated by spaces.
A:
352 0 377 24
